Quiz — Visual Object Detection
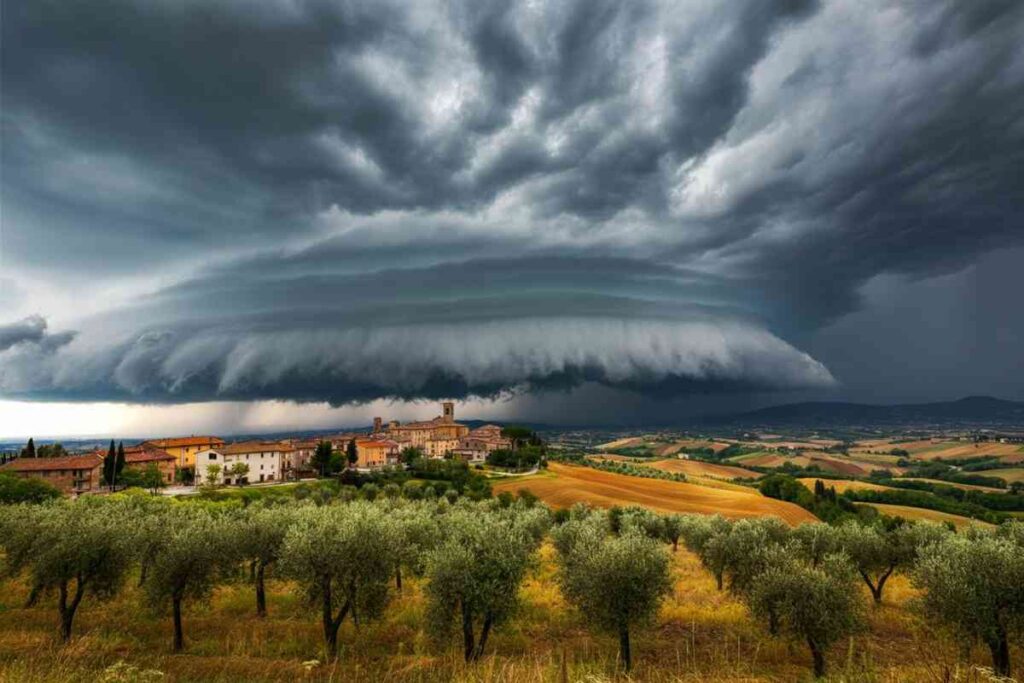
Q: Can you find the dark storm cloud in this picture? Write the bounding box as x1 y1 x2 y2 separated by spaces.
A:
2 0 1023 405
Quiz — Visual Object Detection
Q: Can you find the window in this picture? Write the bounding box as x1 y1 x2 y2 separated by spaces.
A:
209 453 217 460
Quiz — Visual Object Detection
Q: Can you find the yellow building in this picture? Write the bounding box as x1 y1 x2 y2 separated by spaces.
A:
141 436 225 470
354 439 400 469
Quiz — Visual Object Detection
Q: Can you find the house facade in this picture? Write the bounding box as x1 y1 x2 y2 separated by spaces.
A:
141 436 225 469
354 438 400 469
195 441 283 485
122 444 177 484
0 454 105 494
451 424 512 462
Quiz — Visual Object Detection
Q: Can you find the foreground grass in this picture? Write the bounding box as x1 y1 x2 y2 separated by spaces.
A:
0 544 1017 682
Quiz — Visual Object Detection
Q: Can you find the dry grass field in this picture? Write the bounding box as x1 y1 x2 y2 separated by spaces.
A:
897 478 1006 493
1 540 1016 682
854 503 993 529
595 437 646 451
853 439 1023 462
646 459 760 481
972 467 1024 484
797 478 893 494
729 452 813 468
492 463 816 525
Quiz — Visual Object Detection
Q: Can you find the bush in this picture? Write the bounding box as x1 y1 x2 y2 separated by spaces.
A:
0 472 61 504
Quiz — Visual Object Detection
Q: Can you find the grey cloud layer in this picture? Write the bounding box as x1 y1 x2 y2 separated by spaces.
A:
2 0 1022 404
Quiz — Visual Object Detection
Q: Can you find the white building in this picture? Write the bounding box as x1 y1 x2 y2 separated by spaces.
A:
196 441 284 485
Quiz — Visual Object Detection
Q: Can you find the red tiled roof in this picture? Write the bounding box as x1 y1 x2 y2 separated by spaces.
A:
122 444 175 464
219 441 284 455
143 436 224 448
1 454 103 472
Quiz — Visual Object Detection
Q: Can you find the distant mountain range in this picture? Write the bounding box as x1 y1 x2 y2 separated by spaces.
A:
704 396 1024 428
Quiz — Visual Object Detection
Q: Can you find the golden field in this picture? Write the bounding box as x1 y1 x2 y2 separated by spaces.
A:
492 463 816 525
645 459 760 481
797 478 893 494
1 540 1016 682
853 503 993 529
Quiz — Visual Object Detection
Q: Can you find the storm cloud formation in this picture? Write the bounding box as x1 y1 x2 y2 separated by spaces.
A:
2 0 1023 407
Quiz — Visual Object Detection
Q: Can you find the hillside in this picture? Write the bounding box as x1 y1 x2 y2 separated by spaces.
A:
705 396 1024 428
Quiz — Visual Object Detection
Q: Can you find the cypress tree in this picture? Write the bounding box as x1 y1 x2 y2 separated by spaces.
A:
104 440 117 489
346 439 358 468
115 442 126 482
24 438 36 458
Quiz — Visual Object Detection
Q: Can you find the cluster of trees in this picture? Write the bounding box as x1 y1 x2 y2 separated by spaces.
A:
678 514 1024 677
556 456 687 483
485 447 544 471
17 438 70 459
0 494 548 662
2 492 1023 678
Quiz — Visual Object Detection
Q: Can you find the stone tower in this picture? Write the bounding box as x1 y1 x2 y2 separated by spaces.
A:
442 401 454 423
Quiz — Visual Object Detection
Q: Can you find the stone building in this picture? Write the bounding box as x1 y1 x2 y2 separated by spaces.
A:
121 444 177 484
0 453 105 495
374 402 470 458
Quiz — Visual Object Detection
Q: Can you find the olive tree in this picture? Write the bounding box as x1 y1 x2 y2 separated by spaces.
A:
662 514 685 552
554 516 672 671
234 506 297 617
790 522 840 567
279 503 398 658
0 503 50 606
748 553 865 678
836 521 948 604
914 533 1024 678
423 506 537 661
23 502 133 641
144 507 233 652
677 514 734 590
391 503 439 591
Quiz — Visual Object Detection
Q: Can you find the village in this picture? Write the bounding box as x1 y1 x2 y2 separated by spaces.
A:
0 402 514 495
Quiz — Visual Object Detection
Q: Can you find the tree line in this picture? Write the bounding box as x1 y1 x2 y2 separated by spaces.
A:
1 494 1023 678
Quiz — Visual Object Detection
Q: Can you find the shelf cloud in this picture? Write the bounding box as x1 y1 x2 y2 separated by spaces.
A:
2 0 1022 408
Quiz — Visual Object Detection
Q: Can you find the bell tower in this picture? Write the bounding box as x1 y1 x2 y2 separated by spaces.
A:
442 401 454 423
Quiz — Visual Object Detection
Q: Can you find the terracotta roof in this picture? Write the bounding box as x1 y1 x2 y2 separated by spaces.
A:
122 444 175 464
219 441 283 455
356 439 397 449
1 454 103 472
144 436 224 448
391 417 466 430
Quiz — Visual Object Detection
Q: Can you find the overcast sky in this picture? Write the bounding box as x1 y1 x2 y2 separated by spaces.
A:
2 0 1023 438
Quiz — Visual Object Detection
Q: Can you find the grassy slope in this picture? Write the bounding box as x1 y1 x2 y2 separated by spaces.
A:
797 478 893 494
1 542 1014 682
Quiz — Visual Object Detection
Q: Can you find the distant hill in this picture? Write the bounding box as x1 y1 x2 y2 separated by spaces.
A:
705 396 1024 428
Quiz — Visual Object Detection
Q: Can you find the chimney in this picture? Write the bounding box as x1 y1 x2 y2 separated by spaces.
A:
373 417 382 433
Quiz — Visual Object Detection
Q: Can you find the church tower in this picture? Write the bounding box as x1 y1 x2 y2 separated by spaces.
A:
442 401 454 423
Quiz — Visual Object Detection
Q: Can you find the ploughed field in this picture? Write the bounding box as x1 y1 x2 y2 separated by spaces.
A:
492 462 816 525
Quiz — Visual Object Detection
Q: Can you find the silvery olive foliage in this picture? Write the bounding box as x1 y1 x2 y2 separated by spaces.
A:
748 552 865 678
553 510 672 671
279 502 399 657
914 530 1024 678
423 503 543 662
